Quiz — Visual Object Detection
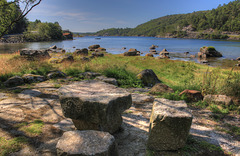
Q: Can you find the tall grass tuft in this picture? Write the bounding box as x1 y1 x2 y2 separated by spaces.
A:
103 65 143 88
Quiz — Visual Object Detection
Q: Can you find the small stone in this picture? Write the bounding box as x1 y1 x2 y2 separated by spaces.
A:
95 76 118 86
203 95 234 106
47 70 67 79
79 72 101 79
56 130 118 156
22 74 45 83
49 45 57 49
150 83 174 94
145 53 154 57
18 89 42 99
179 89 203 102
4 76 24 87
137 69 161 87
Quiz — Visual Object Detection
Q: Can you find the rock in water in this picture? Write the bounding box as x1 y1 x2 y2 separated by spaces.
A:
59 80 132 134
137 69 161 87
198 46 222 58
147 98 193 151
56 130 118 156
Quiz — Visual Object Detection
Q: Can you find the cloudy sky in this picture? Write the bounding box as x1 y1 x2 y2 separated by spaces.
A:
25 0 234 32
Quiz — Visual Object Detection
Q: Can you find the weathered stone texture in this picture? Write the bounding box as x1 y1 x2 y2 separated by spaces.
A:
59 80 132 134
56 130 118 156
147 98 193 151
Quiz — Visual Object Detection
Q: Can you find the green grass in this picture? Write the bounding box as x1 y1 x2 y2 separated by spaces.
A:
193 100 209 108
156 91 188 102
210 104 229 114
102 65 143 88
0 136 28 156
18 119 44 136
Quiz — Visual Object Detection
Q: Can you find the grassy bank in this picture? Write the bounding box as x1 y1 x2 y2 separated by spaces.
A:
1 52 240 98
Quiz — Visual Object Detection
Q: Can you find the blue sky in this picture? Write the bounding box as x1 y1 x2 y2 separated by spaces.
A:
25 0 234 32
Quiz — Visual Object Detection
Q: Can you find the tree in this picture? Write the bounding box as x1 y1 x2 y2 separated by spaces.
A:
0 0 42 38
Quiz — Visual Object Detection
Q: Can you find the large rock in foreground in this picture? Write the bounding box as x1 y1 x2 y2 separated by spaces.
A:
59 80 132 134
56 130 118 156
147 98 193 151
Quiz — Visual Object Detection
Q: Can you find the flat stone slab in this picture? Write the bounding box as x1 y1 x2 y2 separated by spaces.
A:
131 93 154 105
18 89 43 99
56 130 118 156
0 107 25 123
22 97 53 110
147 98 193 151
59 80 132 134
0 98 26 109
53 119 75 132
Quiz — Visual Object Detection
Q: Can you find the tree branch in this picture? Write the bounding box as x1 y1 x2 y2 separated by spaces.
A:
0 0 42 38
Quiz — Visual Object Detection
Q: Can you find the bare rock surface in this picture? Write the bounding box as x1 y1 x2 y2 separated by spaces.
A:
59 80 132 133
22 74 45 83
0 98 27 109
95 76 118 86
56 130 118 156
204 95 234 106
131 93 155 105
53 118 75 132
22 97 54 110
147 98 193 151
18 89 43 99
0 93 9 99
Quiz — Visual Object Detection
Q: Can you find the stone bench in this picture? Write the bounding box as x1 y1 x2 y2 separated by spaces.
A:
56 130 118 156
147 98 193 151
59 80 132 134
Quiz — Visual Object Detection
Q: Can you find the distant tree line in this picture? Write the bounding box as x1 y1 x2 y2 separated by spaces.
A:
96 0 240 39
24 20 63 41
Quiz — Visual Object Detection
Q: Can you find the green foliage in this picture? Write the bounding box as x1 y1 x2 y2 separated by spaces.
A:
103 66 143 88
0 0 27 36
210 104 229 114
157 91 188 102
24 20 63 41
19 119 44 135
0 136 28 156
194 100 209 108
96 0 240 37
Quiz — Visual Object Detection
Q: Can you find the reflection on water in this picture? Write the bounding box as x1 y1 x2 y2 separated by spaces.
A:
0 36 240 66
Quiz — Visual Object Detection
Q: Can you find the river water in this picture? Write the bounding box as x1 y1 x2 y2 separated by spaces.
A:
1 36 240 63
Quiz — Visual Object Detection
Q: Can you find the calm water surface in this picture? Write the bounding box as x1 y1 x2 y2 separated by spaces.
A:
1 36 240 62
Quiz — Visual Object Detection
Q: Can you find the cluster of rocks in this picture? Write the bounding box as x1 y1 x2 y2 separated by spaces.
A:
55 69 195 155
3 71 66 87
18 44 107 64
0 34 24 43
